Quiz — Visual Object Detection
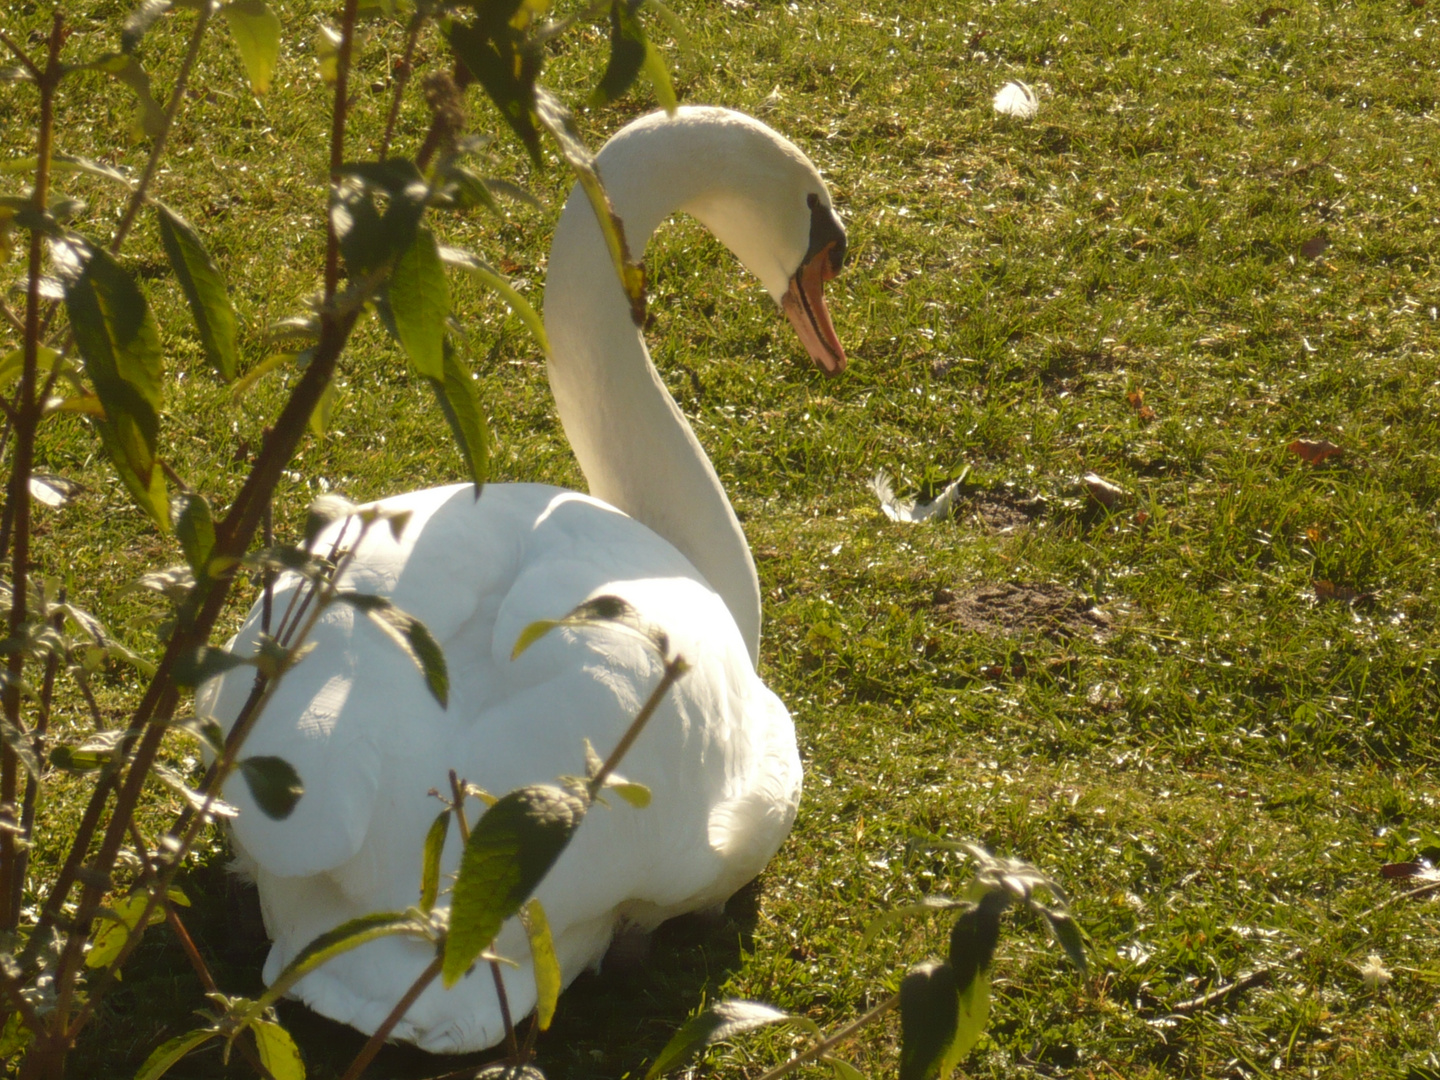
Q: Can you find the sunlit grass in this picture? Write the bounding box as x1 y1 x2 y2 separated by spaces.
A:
3 0 1439 1076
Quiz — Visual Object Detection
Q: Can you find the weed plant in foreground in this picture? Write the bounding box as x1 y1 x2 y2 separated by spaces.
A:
1 0 1438 1077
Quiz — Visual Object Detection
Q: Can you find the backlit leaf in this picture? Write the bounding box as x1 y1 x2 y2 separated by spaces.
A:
86 53 164 139
258 911 431 1011
64 242 168 529
443 784 588 986
446 18 544 166
898 961 962 1080
223 0 282 95
644 1000 794 1080
390 226 449 379
437 246 548 355
521 898 561 1030
250 1019 304 1080
155 202 238 381
424 338 490 490
419 810 449 913
132 1027 219 1080
173 645 251 687
170 492 216 577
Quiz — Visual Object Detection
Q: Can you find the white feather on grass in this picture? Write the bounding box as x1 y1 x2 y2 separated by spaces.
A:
993 80 1039 120
870 469 969 523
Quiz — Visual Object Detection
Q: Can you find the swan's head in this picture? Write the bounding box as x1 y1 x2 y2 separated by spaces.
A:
600 107 848 374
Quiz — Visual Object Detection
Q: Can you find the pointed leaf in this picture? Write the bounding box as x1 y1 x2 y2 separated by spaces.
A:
64 243 168 529
592 1 647 107
641 37 678 113
155 202 238 381
250 1020 304 1080
232 350 303 398
605 780 651 808
308 379 338 437
334 593 449 707
223 0 282 95
860 896 968 950
645 1001 795 1080
0 721 41 783
521 898 561 1031
534 89 646 325
425 338 490 489
511 595 669 660
0 155 134 187
86 53 164 139
258 911 431 1011
947 890 1006 992
88 893 167 970
133 1028 219 1080
303 493 359 547
823 1058 870 1080
239 755 304 820
390 226 449 379
438 246 548 354
170 492 216 577
899 961 961 1080
443 784 588 987
419 810 449 913
173 645 252 688
446 19 544 166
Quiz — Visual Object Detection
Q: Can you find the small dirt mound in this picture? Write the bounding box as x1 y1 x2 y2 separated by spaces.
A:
955 490 1046 533
933 582 1110 640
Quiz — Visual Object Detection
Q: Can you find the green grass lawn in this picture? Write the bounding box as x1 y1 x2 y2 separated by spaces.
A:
3 0 1439 1076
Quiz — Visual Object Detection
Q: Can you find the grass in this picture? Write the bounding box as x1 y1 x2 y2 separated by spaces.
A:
2 0 1439 1077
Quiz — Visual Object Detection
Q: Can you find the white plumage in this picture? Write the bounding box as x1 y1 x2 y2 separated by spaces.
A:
199 107 847 1054
993 80 1040 120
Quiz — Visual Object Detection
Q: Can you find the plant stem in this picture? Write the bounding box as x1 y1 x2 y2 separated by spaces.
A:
490 960 520 1058
336 954 444 1080
751 993 899 1080
1 8 64 939
378 12 425 162
587 654 689 798
109 0 216 253
325 0 364 302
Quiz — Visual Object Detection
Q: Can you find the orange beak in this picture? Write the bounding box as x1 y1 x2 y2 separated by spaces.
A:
782 240 847 375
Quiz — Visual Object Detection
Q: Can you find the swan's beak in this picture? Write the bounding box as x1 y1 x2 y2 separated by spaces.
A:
782 242 847 375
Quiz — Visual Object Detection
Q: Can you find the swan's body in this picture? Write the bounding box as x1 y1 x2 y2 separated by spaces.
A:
200 107 846 1054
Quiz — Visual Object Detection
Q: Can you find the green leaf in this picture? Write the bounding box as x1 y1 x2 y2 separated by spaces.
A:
446 18 545 167
316 24 341 86
605 780 651 808
308 379 338 437
823 1058 870 1080
155 202 238 381
443 784 588 987
257 911 431 1012
132 1028 219 1080
591 1 647 107
334 593 449 708
520 898 561 1031
1044 910 1088 972
424 338 490 490
0 720 42 782
250 1019 305 1080
64 242 169 530
437 246 548 355
419 809 449 913
173 645 252 688
88 892 166 970
641 0 696 58
641 35 678 113
239 755 304 820
170 492 216 577
947 889 1006 992
0 154 133 187
390 226 449 379
232 350 303 398
898 961 963 1080
511 595 669 661
223 0 282 95
0 1009 33 1058
533 89 646 325
644 1000 794 1080
302 493 359 547
85 53 164 139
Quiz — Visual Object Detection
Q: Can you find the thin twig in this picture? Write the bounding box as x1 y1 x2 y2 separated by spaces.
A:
490 960 519 1058
0 30 41 80
336 954 444 1080
109 0 216 252
378 12 426 161
587 654 689 798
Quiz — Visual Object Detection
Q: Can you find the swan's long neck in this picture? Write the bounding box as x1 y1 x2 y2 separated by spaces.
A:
544 111 775 664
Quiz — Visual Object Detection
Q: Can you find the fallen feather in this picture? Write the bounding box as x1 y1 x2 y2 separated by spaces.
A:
993 80 1039 120
870 469 969 523
1082 472 1126 509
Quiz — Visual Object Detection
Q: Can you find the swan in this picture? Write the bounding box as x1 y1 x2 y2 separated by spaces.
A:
199 106 847 1054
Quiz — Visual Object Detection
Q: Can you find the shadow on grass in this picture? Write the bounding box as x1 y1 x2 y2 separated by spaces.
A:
72 849 761 1080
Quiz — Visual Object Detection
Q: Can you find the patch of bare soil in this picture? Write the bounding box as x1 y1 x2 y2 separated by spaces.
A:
933 582 1111 640
954 490 1046 533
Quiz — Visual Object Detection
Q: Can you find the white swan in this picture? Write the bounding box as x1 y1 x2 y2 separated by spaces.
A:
200 106 847 1054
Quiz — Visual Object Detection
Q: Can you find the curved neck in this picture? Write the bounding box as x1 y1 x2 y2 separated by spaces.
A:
543 111 764 663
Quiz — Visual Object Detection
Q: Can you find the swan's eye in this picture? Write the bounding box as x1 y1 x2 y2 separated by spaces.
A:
806 193 819 210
